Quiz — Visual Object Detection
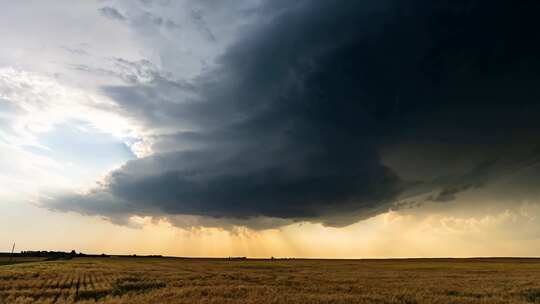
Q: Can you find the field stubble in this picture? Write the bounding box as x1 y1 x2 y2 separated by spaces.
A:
1 257 540 303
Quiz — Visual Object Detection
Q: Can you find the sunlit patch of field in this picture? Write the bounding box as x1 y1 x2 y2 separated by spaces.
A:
1 258 540 303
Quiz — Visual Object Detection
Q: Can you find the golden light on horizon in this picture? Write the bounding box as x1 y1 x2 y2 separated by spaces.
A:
4 202 538 258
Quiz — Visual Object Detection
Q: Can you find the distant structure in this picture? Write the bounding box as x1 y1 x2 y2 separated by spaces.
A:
9 243 15 262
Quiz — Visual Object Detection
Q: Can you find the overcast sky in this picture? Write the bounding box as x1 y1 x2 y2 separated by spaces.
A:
1 0 540 257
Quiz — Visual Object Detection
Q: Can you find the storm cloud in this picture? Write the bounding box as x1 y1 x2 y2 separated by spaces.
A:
46 0 540 228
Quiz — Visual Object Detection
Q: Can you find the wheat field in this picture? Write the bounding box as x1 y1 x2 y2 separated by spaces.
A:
1 257 540 303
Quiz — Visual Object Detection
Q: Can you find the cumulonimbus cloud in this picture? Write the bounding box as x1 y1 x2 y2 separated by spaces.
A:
45 0 540 228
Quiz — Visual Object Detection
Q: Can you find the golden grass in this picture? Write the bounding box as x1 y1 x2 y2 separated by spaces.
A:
0 257 45 266
1 257 540 303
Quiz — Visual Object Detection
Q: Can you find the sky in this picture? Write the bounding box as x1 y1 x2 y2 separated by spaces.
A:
1 0 540 258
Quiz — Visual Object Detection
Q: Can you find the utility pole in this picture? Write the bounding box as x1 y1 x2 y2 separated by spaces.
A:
9 243 15 262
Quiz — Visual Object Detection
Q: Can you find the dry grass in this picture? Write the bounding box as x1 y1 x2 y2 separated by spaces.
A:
0 257 45 267
1 257 540 303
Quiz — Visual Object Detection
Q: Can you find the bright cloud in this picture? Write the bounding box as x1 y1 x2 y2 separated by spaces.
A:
0 67 140 199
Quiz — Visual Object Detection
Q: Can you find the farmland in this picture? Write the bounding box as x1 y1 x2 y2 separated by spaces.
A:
1 257 540 303
0 257 44 267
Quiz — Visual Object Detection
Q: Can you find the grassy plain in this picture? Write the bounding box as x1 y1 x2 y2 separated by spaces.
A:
0 257 45 267
1 257 540 303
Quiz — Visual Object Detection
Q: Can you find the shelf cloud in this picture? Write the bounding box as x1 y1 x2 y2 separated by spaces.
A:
44 0 540 228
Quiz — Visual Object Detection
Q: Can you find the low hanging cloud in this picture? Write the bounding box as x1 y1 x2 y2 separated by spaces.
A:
45 0 540 228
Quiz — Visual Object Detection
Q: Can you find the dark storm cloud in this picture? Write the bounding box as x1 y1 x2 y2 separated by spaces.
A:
47 0 540 228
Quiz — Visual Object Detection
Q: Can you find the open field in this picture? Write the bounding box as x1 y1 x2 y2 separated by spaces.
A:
1 258 540 304
0 257 46 267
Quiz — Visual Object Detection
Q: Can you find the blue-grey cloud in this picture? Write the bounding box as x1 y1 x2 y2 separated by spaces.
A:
98 6 126 21
190 8 215 41
46 0 540 228
98 4 181 31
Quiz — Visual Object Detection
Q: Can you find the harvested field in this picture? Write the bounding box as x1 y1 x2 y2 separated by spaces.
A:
1 258 540 303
